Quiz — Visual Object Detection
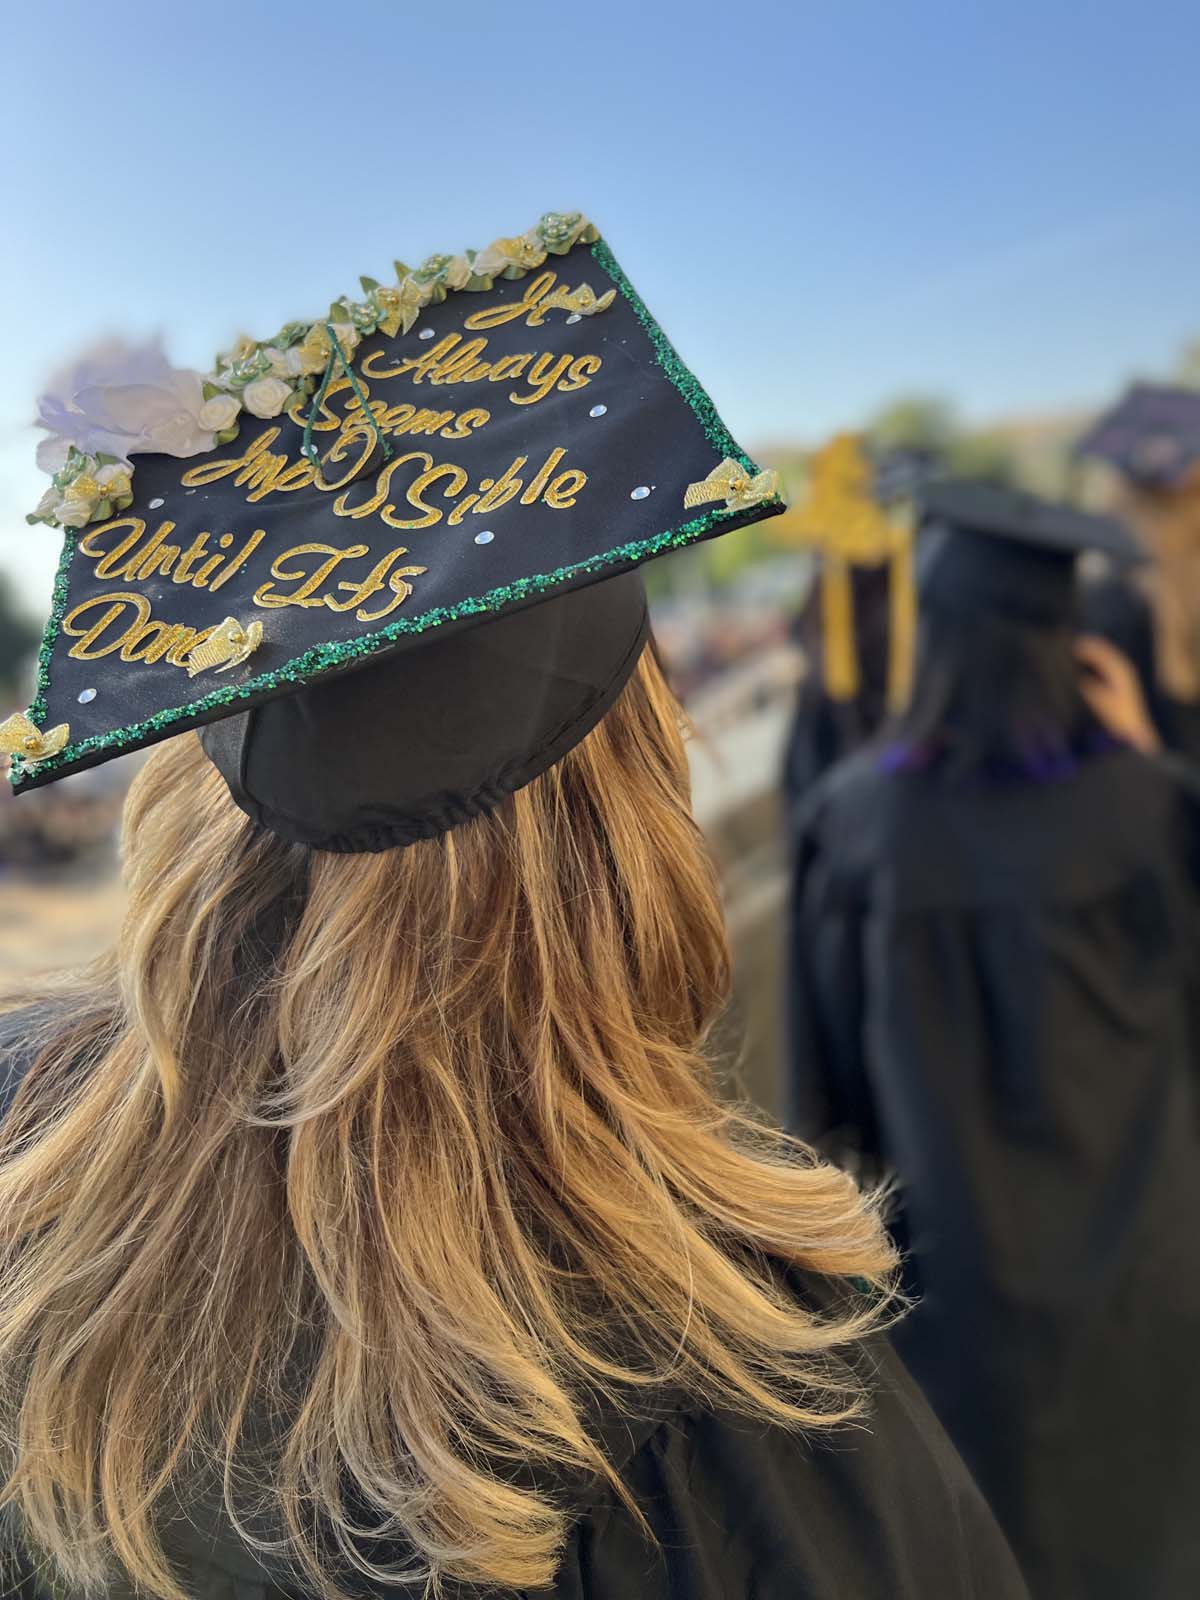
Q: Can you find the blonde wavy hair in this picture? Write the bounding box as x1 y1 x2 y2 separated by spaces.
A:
0 646 896 1598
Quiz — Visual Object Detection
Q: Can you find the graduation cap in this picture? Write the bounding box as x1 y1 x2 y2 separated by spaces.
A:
916 478 1144 624
3 212 783 850
1075 383 1200 489
871 446 942 510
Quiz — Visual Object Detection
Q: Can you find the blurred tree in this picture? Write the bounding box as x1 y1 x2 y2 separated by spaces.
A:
1174 337 1200 388
866 395 958 456
945 432 1020 485
0 575 39 697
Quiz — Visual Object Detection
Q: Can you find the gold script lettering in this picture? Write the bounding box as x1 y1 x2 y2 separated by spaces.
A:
326 548 429 622
381 462 468 531
253 543 371 610
63 593 215 667
462 270 558 330
63 593 152 659
181 429 317 502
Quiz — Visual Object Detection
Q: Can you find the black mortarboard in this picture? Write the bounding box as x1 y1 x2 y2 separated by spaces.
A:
872 446 942 509
3 212 783 850
916 478 1143 624
1075 382 1200 489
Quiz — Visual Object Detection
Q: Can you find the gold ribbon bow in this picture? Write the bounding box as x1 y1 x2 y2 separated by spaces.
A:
0 712 70 767
474 235 548 278
683 457 781 513
186 617 264 679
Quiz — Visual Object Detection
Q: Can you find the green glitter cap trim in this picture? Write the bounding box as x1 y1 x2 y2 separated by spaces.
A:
589 240 755 474
12 500 782 788
29 530 77 728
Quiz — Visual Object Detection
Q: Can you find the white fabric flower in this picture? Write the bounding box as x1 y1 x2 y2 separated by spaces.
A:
35 338 215 463
241 376 293 419
260 341 310 378
35 436 71 475
198 393 242 431
32 486 62 520
56 494 98 529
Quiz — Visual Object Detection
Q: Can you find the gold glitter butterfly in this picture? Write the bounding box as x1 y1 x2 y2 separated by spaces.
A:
186 617 264 679
683 457 781 512
0 712 70 767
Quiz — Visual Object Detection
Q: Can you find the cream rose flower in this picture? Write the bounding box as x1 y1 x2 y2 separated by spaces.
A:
32 486 62 521
241 377 294 419
56 503 95 529
198 393 242 431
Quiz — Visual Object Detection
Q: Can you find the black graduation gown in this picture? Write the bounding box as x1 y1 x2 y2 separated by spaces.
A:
3 1352 1026 1600
0 1015 1026 1600
787 744 1200 1598
783 565 893 809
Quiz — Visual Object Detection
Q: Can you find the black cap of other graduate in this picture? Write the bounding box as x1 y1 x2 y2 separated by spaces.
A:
916 479 1144 625
1075 382 1200 489
3 211 784 851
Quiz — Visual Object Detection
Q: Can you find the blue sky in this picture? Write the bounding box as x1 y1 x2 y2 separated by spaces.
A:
3 0 1199 606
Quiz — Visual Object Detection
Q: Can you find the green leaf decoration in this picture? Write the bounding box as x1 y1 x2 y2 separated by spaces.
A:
392 260 409 281
201 381 221 401
359 275 380 293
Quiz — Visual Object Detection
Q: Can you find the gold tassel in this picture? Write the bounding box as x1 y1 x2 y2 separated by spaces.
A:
821 556 860 701
887 529 916 713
